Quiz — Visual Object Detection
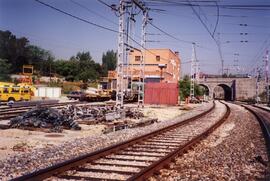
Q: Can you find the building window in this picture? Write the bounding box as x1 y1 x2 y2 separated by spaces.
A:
135 56 141 61
156 55 160 61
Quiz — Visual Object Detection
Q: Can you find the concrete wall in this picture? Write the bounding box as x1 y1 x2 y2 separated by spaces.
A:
198 77 267 101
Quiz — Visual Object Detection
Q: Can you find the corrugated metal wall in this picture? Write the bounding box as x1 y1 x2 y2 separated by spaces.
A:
144 83 179 105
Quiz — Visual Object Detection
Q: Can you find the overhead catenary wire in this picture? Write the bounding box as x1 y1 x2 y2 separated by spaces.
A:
186 0 224 74
70 0 118 26
35 0 119 33
34 0 177 65
145 0 270 10
96 0 117 11
147 21 214 51
148 21 194 44
212 1 219 36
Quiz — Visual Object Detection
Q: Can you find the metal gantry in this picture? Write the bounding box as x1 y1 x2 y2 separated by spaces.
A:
265 50 270 105
116 0 147 107
127 4 136 95
116 0 127 107
190 42 197 99
233 53 239 74
256 66 260 104
138 9 148 107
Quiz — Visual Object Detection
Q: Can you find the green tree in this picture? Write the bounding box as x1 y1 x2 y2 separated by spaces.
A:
0 58 11 81
179 75 205 100
53 51 102 82
102 50 117 76
0 30 30 72
0 30 54 74
26 45 54 75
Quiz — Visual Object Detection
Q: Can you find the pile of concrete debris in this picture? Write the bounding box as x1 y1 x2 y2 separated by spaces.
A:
60 105 144 122
9 104 145 132
10 106 81 132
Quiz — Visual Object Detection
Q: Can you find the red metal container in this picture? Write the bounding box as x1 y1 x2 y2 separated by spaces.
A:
144 83 179 105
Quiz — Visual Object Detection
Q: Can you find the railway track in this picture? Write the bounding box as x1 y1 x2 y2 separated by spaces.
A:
12 101 230 181
242 104 270 160
0 101 114 120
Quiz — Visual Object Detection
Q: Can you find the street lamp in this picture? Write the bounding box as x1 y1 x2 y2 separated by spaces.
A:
158 64 167 82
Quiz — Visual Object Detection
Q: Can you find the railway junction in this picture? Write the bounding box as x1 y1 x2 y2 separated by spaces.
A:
0 100 270 180
1 0 270 180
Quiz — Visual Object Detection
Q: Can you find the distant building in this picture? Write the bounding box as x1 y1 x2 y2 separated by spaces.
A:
129 49 181 83
101 49 181 91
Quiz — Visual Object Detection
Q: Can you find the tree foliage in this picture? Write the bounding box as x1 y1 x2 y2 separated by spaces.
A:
179 75 206 100
0 58 11 81
53 52 102 82
0 30 114 83
0 30 53 74
101 50 117 76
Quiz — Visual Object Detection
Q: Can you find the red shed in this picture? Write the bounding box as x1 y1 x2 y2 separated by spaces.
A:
144 83 179 105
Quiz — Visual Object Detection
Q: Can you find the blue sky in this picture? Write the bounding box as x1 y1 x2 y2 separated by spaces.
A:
0 0 269 75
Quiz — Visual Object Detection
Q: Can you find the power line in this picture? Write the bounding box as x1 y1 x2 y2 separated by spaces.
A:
148 21 214 51
34 0 176 65
212 1 219 36
187 0 224 74
148 21 194 44
96 0 117 10
145 0 270 10
35 0 118 33
70 0 118 26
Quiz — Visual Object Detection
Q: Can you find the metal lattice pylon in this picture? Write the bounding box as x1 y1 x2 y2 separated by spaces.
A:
138 10 147 107
265 50 270 105
116 0 127 107
190 43 197 99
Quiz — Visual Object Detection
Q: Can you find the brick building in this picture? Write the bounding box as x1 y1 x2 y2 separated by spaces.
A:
129 49 181 83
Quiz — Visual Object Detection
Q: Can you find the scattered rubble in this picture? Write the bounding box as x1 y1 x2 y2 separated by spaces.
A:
60 104 144 121
9 104 145 132
9 106 81 132
103 118 158 134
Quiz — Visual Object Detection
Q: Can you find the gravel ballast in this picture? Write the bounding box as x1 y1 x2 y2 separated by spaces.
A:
0 102 213 180
150 102 268 181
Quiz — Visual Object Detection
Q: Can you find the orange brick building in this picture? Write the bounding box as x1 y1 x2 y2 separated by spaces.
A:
129 49 181 83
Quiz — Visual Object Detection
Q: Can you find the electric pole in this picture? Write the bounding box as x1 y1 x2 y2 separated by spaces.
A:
116 0 127 107
265 50 270 106
128 4 136 94
233 53 239 75
256 66 260 104
190 42 197 100
131 0 148 107
138 7 148 107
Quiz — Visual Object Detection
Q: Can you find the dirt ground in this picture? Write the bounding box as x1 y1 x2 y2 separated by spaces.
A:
0 103 199 161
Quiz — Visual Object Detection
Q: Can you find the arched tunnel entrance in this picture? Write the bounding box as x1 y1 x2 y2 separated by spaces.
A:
198 84 210 96
213 84 232 101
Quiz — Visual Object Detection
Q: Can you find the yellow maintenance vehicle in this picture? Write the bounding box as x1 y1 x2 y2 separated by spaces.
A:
0 82 35 102
0 65 36 102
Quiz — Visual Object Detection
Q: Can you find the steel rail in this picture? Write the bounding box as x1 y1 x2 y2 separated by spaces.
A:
12 101 229 181
0 102 80 111
128 101 230 180
242 105 270 160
